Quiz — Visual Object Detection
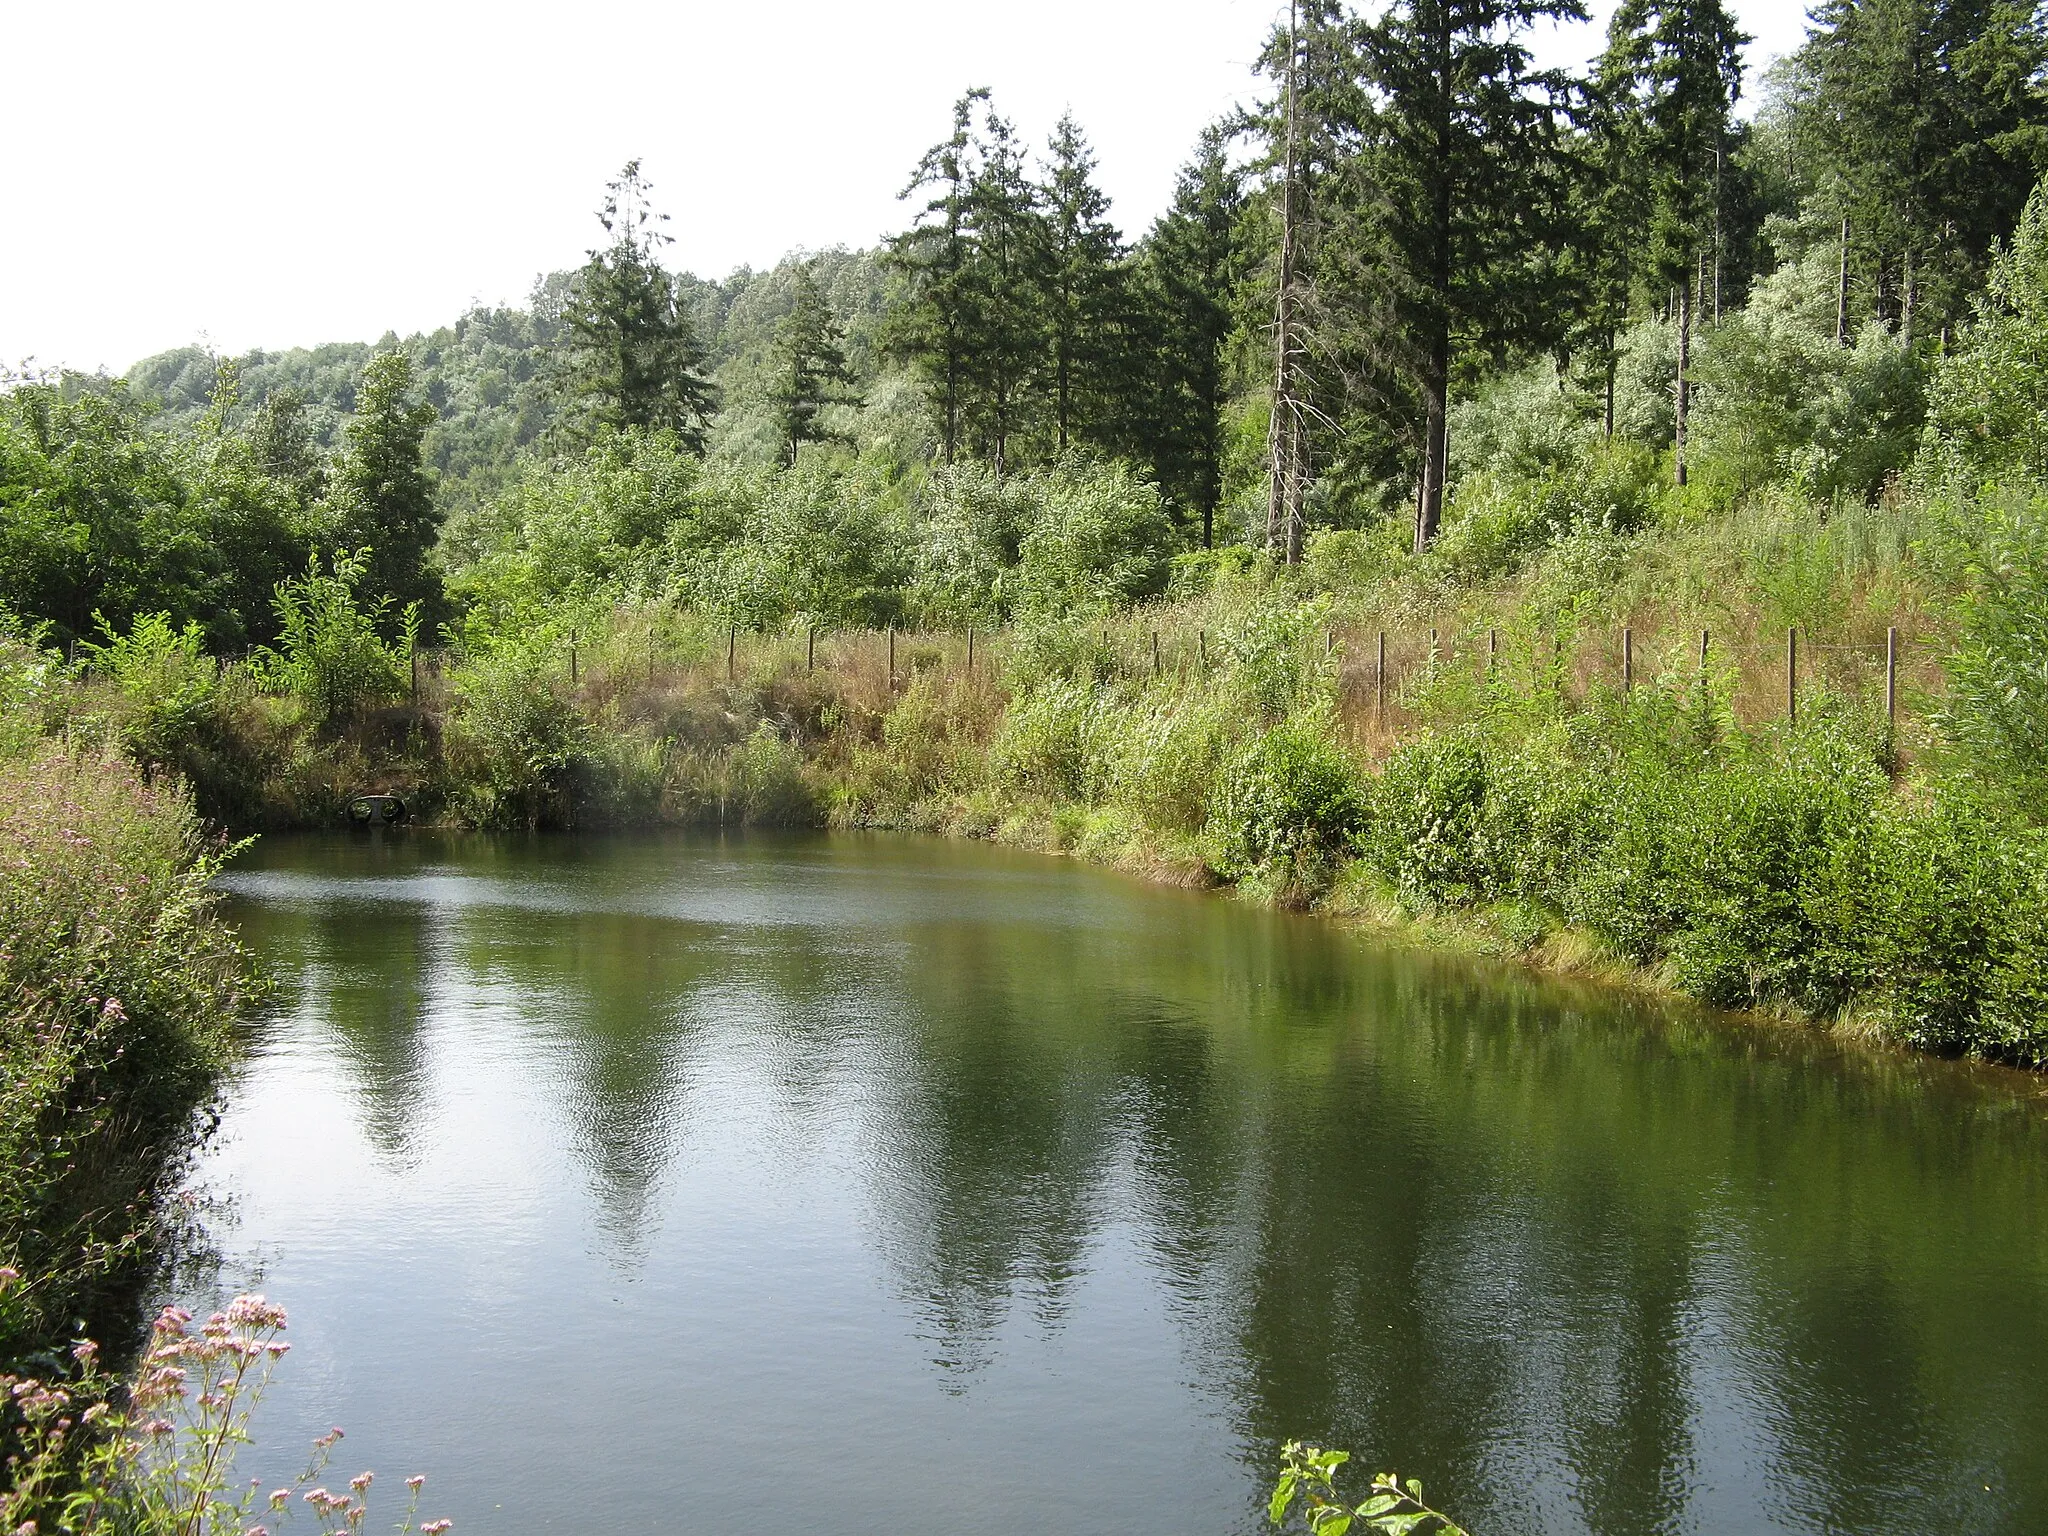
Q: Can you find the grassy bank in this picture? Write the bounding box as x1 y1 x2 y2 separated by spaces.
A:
26 469 2048 1072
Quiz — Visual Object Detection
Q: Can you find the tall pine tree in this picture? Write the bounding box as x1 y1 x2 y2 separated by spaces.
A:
771 261 859 464
1604 0 1745 487
1792 0 2048 344
557 161 716 450
888 92 984 463
326 351 441 620
1334 0 1585 547
1140 126 1246 546
960 103 1046 472
1036 111 1128 454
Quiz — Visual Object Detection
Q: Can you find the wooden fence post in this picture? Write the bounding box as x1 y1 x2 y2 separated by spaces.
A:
967 626 975 672
1376 631 1387 723
1152 630 1161 678
888 626 896 688
1487 627 1497 675
1886 626 1898 725
1787 627 1798 724
727 624 736 683
1199 630 1207 672
1622 626 1633 694
807 625 816 673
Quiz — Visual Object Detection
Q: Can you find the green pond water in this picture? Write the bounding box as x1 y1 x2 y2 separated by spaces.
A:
196 830 2048 1535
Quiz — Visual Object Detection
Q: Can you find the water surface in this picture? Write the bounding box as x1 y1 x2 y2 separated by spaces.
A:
196 831 2048 1534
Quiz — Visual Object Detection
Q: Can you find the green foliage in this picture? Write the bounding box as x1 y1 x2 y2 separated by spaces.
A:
79 611 218 771
769 260 859 464
555 162 717 450
1938 489 2048 778
677 458 911 627
1435 446 1663 581
1208 709 1366 887
448 427 698 623
253 550 415 724
1011 458 1178 615
446 632 587 828
1215 595 1336 725
990 676 1107 802
1268 1442 1469 1536
1924 177 2048 485
0 746 250 1371
323 351 442 617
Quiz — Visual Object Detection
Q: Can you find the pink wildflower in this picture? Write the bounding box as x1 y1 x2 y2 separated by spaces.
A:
225 1294 287 1330
350 1473 373 1493
420 1521 453 1534
405 1476 425 1492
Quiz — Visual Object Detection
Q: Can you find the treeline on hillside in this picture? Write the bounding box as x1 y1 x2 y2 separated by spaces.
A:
5 1 2048 664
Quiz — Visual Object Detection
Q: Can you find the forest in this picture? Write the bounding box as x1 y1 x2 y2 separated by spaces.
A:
7 0 2048 1104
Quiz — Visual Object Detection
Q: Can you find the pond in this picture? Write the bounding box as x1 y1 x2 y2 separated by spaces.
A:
197 831 2048 1535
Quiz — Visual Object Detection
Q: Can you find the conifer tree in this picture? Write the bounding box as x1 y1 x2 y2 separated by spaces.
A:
1036 111 1127 453
888 92 984 463
1334 0 1585 547
1575 49 1654 442
960 103 1046 472
1140 126 1246 546
326 350 441 618
1793 0 2048 344
557 161 716 450
771 262 859 465
1604 0 1745 488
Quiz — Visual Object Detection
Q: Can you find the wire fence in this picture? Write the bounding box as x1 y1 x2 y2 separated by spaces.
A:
466 612 1938 744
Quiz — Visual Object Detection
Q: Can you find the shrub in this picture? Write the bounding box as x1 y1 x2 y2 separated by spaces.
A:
1208 709 1366 888
1921 173 2048 485
1214 595 1335 726
254 549 415 725
726 724 816 826
1433 446 1661 583
988 676 1106 802
1361 729 1502 910
1938 489 2048 779
1011 458 1178 616
0 747 250 1367
79 610 220 771
446 635 587 827
1099 690 1242 834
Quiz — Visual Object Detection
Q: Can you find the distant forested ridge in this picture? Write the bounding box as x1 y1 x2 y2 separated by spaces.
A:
119 247 902 522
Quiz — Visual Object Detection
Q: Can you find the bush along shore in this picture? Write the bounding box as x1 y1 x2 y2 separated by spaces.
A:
16 448 2048 1073
0 675 258 1515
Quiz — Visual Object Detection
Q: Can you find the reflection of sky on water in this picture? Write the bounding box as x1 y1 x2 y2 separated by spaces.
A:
193 830 2048 1536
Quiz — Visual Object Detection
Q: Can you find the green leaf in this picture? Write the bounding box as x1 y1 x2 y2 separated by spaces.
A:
1269 1471 1299 1525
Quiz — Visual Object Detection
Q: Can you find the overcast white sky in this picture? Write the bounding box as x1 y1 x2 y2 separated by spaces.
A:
4 0 1809 375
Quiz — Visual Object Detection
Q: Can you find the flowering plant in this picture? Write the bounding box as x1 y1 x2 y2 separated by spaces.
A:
0 1281 447 1536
